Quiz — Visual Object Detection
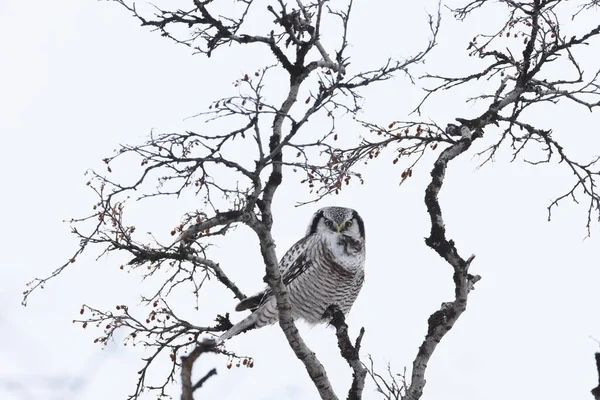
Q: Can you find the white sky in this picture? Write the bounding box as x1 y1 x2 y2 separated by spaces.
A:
1 1 600 399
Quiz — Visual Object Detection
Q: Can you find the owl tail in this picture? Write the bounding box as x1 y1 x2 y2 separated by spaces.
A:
217 312 258 343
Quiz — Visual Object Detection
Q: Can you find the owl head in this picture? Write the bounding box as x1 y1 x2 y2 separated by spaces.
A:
306 206 365 239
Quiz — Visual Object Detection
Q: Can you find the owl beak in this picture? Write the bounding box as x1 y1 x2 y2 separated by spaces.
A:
336 224 342 233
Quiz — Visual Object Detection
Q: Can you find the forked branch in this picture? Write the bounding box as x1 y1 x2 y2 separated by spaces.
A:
326 305 367 400
181 341 218 400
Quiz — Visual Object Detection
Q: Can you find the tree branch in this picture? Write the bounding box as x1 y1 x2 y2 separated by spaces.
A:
592 352 600 400
326 305 367 400
245 29 339 397
181 341 218 400
404 127 481 400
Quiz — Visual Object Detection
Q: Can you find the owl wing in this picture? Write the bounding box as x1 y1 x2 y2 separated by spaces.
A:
234 235 314 312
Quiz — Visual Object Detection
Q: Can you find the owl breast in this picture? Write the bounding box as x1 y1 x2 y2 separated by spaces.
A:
287 233 365 323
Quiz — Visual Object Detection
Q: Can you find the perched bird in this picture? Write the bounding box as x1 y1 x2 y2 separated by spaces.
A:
218 206 366 343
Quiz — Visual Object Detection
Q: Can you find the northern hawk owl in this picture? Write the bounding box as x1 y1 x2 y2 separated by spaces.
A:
218 206 366 342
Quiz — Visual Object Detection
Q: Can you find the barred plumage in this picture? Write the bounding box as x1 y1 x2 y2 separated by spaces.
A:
218 206 366 343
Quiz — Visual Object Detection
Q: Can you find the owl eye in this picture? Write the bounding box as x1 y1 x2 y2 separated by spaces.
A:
345 220 353 228
324 219 333 227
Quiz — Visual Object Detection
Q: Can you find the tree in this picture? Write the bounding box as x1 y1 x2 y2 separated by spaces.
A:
21 0 600 399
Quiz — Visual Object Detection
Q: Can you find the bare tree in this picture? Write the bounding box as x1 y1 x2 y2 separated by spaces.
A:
352 1 600 398
22 0 600 399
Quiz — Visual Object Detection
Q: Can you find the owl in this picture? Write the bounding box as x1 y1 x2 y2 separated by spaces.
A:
217 206 366 342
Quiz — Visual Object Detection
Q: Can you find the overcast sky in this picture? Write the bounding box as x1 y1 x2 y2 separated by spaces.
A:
1 1 600 399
